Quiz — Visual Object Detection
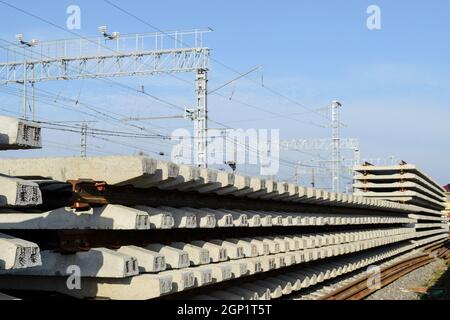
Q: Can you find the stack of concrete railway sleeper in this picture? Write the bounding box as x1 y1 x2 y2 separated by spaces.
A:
0 115 43 300
0 153 447 300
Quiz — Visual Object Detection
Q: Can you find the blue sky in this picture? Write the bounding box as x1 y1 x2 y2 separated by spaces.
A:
0 0 449 188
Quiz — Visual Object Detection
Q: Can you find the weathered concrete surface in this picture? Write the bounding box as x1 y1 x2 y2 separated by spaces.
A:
354 191 445 210
0 274 173 300
190 267 213 287
223 261 248 278
354 163 444 193
181 208 217 228
224 209 260 227
277 274 302 291
268 277 293 295
0 115 42 150
0 175 42 207
241 238 270 256
1 248 138 278
255 238 280 254
170 243 210 266
134 206 174 229
354 173 446 197
159 269 195 293
209 240 244 260
0 156 171 186
245 258 263 274
117 246 166 273
201 264 232 283
241 283 271 300
210 209 247 227
0 205 150 230
0 156 411 212
225 239 258 258
258 256 276 272
145 244 190 270
353 181 446 203
158 207 197 228
191 241 228 263
253 280 282 299
0 233 41 270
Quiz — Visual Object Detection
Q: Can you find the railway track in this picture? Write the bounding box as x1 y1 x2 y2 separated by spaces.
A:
319 242 449 300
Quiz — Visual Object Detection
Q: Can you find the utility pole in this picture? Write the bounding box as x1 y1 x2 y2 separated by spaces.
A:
194 68 208 168
293 162 301 185
331 101 342 193
80 122 87 158
2 29 211 163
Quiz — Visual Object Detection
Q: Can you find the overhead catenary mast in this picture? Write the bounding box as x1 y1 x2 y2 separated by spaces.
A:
0 28 211 167
331 101 342 193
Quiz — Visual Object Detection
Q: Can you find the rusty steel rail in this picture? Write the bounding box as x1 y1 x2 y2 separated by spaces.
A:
320 241 449 300
319 254 433 300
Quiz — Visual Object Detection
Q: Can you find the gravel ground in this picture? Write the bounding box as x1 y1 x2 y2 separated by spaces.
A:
366 258 448 300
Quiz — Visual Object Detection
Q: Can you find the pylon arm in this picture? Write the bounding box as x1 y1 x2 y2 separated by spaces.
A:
281 138 359 151
0 48 210 84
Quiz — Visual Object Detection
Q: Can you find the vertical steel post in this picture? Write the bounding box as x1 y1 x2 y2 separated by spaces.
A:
331 101 342 193
22 61 27 119
80 122 87 158
194 68 208 168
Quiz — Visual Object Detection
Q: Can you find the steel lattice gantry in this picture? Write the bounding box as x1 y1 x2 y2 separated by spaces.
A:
0 29 211 167
0 47 210 83
281 136 361 191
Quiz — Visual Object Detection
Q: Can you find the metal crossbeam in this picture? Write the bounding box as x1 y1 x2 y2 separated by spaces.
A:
0 29 212 168
281 138 359 151
0 48 210 83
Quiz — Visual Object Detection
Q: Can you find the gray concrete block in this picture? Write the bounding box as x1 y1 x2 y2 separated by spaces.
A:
245 258 263 275
0 115 41 150
0 205 150 230
0 274 173 300
181 208 217 228
258 256 276 272
199 208 233 227
159 269 195 293
241 238 270 256
158 207 197 228
145 244 190 269
225 239 258 258
191 241 228 263
255 238 280 254
170 243 210 266
223 261 248 278
206 264 233 283
253 280 282 299
0 175 42 207
241 283 271 300
134 206 174 229
1 248 138 278
117 246 166 273
209 240 244 260
0 233 41 270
